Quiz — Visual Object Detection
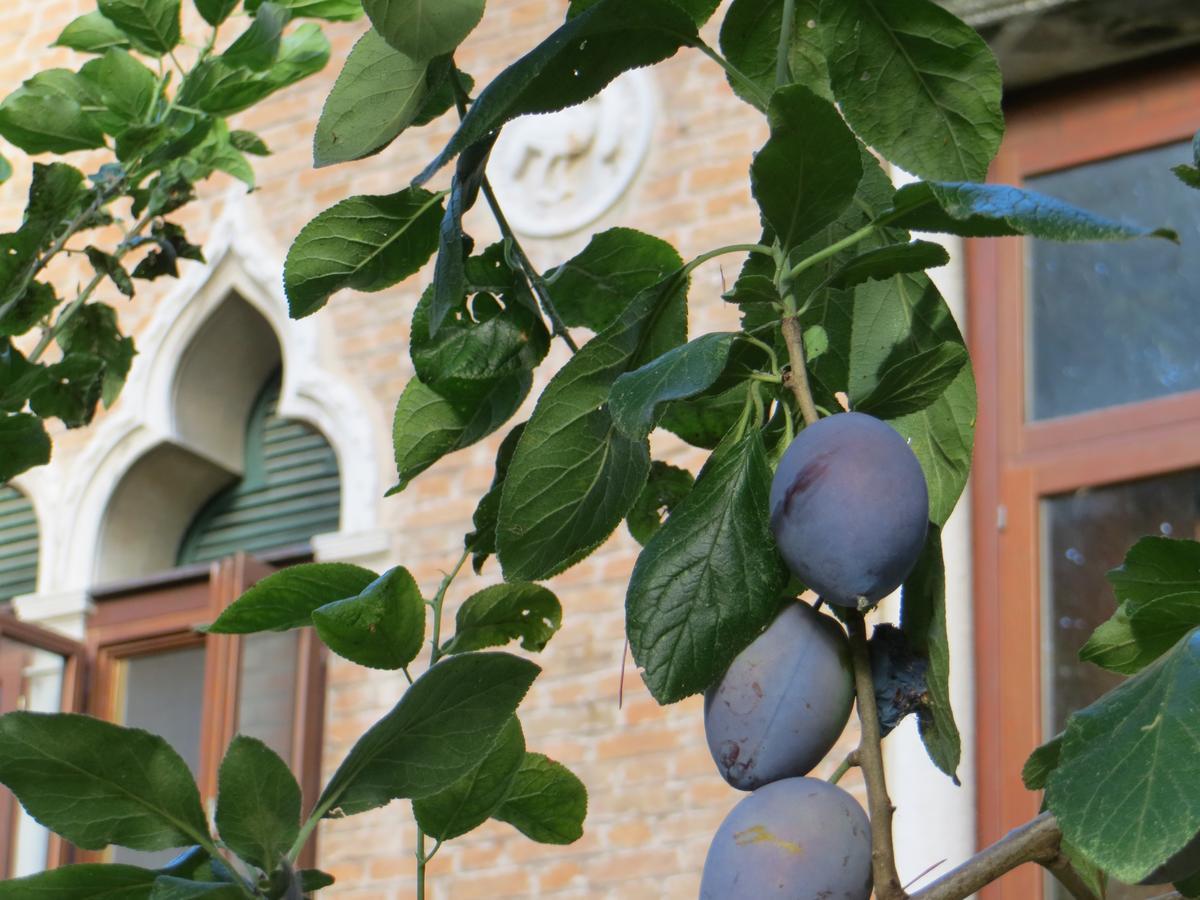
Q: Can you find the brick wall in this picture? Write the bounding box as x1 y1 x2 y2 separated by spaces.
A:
0 2 869 897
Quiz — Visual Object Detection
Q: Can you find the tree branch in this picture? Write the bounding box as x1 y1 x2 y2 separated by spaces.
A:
1043 851 1103 900
846 611 905 900
780 315 819 426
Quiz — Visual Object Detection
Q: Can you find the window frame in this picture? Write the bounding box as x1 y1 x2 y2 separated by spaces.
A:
970 58 1200 898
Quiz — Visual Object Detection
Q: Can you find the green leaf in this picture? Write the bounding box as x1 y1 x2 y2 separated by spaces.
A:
1082 537 1200 675
205 562 379 633
222 1 289 71
229 130 270 155
1 282 58 338
314 28 428 167
98 0 182 56
751 84 862 248
464 422 525 573
1022 734 1061 791
626 430 789 704
85 248 135 299
0 864 158 899
821 0 1003 181
719 0 827 109
441 583 562 655
412 717 525 842
364 0 484 60
900 526 961 782
610 332 738 440
214 736 300 873
284 188 444 318
0 70 108 154
887 181 1180 243
1172 164 1200 191
0 712 209 851
1046 629 1200 883
493 753 587 845
0 413 51 481
658 382 751 450
317 651 539 815
412 57 473 127
829 240 950 290
298 870 335 892
195 0 239 26
149 880 241 900
545 228 682 333
627 461 693 547
416 0 697 184
80 49 160 131
853 341 970 419
28 354 106 428
54 12 133 53
389 374 530 494
1178 871 1200 898
496 273 688 581
272 0 363 19
570 0 719 25
0 154 9 185
190 120 257 189
312 566 426 670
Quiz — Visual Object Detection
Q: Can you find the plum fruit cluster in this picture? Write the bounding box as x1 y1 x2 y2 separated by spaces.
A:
699 412 932 898
768 412 929 610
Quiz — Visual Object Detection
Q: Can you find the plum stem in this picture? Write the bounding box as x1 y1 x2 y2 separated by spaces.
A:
828 748 860 784
846 610 907 900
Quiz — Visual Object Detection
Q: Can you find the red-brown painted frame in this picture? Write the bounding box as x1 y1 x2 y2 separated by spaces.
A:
971 58 1200 899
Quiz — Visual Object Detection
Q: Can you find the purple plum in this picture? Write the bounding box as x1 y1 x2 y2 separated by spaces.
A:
769 412 929 609
705 602 853 790
700 776 872 899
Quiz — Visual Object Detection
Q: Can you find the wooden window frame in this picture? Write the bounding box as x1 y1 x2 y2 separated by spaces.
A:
970 58 1200 898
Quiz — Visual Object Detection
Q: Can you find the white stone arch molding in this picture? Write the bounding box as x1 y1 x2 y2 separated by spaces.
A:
21 189 388 619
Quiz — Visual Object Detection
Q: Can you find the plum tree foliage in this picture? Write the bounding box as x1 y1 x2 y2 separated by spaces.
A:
0 0 1198 898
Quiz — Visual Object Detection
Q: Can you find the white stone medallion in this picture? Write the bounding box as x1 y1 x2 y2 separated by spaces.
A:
486 68 657 238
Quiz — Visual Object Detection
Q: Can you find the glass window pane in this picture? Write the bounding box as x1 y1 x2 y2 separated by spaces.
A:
111 645 206 868
1042 469 1200 900
1026 141 1200 421
0 637 65 878
237 630 300 766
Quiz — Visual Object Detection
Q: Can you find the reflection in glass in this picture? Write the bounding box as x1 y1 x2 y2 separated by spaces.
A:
238 630 300 766
1042 469 1200 900
1027 141 1200 421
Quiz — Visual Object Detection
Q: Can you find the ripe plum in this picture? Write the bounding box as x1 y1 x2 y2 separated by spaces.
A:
704 602 853 790
769 412 929 609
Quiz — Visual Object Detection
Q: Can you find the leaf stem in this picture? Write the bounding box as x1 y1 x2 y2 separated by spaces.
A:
846 610 905 900
682 243 774 277
828 749 859 785
775 0 797 87
694 41 771 110
786 222 878 281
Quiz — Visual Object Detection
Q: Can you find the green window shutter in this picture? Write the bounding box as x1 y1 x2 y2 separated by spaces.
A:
0 486 38 601
178 372 341 564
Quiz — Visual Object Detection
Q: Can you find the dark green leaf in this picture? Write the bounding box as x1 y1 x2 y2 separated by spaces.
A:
465 422 525 572
364 0 484 59
0 70 107 154
658 382 751 450
1173 164 1200 191
1 282 57 338
314 28 428 167
626 430 789 703
900 526 961 782
1022 734 1061 791
610 332 738 440
22 162 91 258
318 652 539 815
1082 537 1200 675
86 248 135 298
298 871 335 892
751 84 861 248
273 0 362 19
412 717 525 842
0 414 51 481
853 341 969 419
222 1 289 71
98 0 182 56
544 228 682 333
215 736 300 872
719 0 827 109
28 353 105 428
312 566 426 670
190 120 256 189
195 0 239 26
1177 871 1200 898
0 712 209 851
1046 629 1200 883
493 753 587 845
441 583 563 655
887 181 1180 243
54 12 133 52
284 188 444 318
415 0 697 184
132 221 205 281
79 49 159 131
229 130 270 155
0 864 158 899
571 0 719 25
496 273 688 581
821 0 1003 181
149 880 241 900
389 373 531 494
627 461 694 546
829 240 950 289
205 562 378 633
412 58 472 127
